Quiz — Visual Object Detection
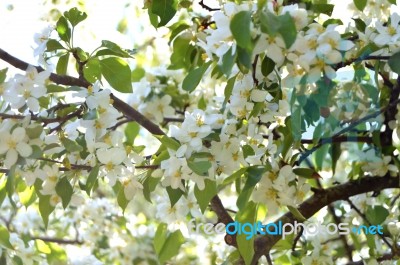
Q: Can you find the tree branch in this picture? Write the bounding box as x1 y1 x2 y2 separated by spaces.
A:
30 236 83 245
199 0 221 11
251 174 400 263
210 195 236 246
0 48 165 136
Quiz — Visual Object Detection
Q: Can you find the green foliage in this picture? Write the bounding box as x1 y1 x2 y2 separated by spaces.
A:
96 40 135 58
100 57 133 93
0 225 13 249
353 0 367 11
182 62 212 92
366 206 389 225
388 51 400 74
194 179 217 213
56 53 69 75
85 165 99 196
154 223 185 263
235 201 257 265
187 160 212 176
38 195 55 229
260 11 297 48
149 0 178 28
56 16 71 43
236 166 266 210
83 58 101 83
230 11 253 52
261 56 275 77
63 7 87 27
55 177 73 209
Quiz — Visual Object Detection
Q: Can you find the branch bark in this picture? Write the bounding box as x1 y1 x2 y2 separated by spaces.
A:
250 175 400 263
0 48 165 136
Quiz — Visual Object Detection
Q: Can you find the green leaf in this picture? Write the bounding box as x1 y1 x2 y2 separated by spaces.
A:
26 125 43 139
388 0 396 4
261 56 275 77
353 0 367 11
356 43 380 59
61 137 83 153
117 185 129 212
0 68 7 83
223 75 236 105
64 7 87 27
131 67 145 82
188 160 212 176
237 46 252 70
125 122 140 145
74 47 89 61
156 135 180 151
388 52 400 74
194 179 217 213
47 242 67 264
56 16 71 43
28 145 43 159
168 22 190 44
56 53 69 75
100 57 132 93
366 206 389 225
230 11 253 52
236 166 266 210
151 0 178 27
6 166 16 203
154 223 168 254
198 96 207 110
0 179 6 207
277 12 297 48
222 168 247 186
46 39 65 52
0 225 13 249
287 206 307 222
242 145 255 159
86 165 99 195
311 4 334 15
46 84 65 93
260 11 297 48
219 47 236 77
260 11 280 35
182 62 211 92
18 186 36 207
83 58 101 83
38 195 55 229
99 40 135 58
36 239 51 254
166 186 184 207
55 177 73 209
293 168 315 179
235 201 257 265
353 18 366 32
330 143 341 174
323 18 343 27
156 229 185 263
13 256 23 265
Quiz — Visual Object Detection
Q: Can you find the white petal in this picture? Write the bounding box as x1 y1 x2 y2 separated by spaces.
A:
5 149 18 168
16 142 32 157
251 89 268 102
110 148 126 165
12 127 26 142
338 40 355 51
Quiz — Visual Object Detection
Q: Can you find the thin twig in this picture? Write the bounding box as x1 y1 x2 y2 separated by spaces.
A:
199 0 221 11
346 198 395 253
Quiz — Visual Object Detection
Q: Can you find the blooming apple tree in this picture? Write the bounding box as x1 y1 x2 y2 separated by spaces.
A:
0 0 400 264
